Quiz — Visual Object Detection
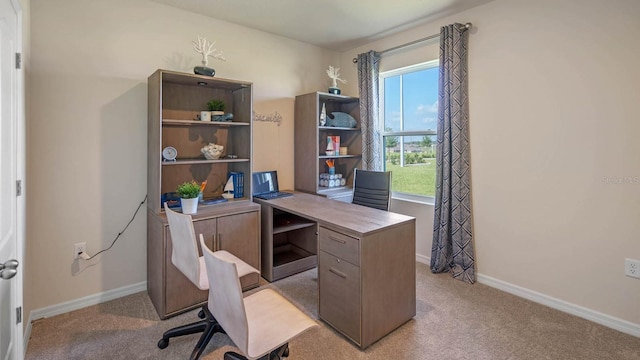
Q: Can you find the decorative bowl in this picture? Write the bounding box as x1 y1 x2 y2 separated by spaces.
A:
201 143 224 160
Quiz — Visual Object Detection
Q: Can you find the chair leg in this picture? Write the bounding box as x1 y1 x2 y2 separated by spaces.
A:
158 318 207 349
224 352 247 360
223 343 289 360
158 305 226 360
190 320 225 360
270 343 289 359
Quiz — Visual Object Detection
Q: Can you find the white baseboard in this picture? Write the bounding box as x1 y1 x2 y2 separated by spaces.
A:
415 255 639 338
416 254 430 265
24 281 147 355
477 274 640 338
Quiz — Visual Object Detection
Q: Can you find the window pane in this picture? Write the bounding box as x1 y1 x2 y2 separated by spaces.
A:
383 76 401 131
402 68 439 132
384 135 437 197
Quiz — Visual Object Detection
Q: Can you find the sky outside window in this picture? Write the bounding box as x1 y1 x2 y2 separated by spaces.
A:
384 67 439 132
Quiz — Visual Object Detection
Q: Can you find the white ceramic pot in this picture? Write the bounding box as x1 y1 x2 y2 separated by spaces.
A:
180 197 198 214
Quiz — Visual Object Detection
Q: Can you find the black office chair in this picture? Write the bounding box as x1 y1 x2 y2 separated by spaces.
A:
351 169 391 211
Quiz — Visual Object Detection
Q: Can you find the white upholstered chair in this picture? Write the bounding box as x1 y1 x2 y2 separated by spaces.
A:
158 204 259 360
200 236 318 360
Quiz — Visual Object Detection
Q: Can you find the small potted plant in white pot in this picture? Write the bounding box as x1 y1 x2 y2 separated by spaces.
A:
176 180 201 214
207 99 225 116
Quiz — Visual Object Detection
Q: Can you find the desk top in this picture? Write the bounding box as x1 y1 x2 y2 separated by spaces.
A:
253 191 415 237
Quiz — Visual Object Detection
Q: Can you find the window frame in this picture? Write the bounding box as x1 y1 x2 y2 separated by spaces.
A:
379 59 439 203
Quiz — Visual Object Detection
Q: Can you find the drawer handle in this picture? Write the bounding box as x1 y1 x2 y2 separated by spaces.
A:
328 236 346 244
329 267 347 279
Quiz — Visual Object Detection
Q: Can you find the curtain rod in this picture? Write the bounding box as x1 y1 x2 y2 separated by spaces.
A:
352 22 472 63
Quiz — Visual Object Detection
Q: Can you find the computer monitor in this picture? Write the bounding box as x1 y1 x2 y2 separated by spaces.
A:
252 170 280 196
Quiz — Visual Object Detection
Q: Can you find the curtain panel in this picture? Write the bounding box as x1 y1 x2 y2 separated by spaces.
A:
357 50 382 171
430 23 475 284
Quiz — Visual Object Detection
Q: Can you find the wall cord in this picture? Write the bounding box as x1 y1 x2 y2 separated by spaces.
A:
82 195 148 260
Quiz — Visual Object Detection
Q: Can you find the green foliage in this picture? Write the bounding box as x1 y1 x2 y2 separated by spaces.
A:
207 99 226 112
176 181 201 199
384 128 398 149
386 160 437 197
385 151 436 166
421 136 433 147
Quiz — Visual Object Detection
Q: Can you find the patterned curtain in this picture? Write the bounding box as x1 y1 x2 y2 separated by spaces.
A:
357 50 382 171
431 23 475 284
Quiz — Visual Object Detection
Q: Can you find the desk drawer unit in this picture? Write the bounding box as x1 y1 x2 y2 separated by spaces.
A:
318 226 362 344
319 250 361 343
319 226 359 265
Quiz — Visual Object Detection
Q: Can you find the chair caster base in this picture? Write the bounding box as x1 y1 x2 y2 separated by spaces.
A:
157 338 169 349
223 343 289 360
224 352 246 360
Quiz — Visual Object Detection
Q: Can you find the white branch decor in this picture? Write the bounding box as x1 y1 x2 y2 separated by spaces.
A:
326 65 346 88
192 35 226 66
253 111 282 126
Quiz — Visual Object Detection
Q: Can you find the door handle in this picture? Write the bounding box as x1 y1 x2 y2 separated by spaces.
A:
0 259 19 280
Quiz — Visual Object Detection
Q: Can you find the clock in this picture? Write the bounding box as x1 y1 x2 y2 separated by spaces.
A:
162 146 177 161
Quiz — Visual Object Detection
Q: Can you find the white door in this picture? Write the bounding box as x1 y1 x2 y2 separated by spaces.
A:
0 1 23 360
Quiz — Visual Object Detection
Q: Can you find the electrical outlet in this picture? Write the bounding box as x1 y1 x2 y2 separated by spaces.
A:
625 258 640 279
74 242 87 259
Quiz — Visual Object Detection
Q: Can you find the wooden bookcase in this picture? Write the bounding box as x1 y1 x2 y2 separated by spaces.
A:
147 70 254 213
147 70 260 318
294 92 361 202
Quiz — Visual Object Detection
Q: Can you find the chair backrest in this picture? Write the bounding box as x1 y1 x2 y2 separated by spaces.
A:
164 203 202 288
351 169 391 211
200 237 249 354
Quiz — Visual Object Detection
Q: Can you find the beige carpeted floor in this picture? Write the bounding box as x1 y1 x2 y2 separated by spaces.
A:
25 262 640 360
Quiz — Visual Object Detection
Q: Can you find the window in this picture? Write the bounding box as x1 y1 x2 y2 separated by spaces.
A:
380 60 439 200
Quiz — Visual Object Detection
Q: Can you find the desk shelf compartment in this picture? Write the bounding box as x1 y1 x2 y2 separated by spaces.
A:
260 206 318 282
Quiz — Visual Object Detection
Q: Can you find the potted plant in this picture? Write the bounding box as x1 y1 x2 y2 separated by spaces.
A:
176 180 201 214
207 99 226 116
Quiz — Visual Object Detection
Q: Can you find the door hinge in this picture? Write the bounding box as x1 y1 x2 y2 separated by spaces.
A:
16 180 22 196
15 53 21 69
16 307 21 324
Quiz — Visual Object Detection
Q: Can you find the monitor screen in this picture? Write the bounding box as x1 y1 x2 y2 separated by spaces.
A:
252 171 279 195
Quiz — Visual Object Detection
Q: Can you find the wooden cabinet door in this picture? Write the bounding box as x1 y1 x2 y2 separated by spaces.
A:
192 217 217 254
164 217 216 315
217 210 261 288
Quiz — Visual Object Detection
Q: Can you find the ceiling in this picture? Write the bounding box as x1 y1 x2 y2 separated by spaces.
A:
153 0 493 51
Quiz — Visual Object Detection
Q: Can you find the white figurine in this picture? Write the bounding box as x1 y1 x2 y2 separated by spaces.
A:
192 36 226 67
326 65 346 89
320 103 327 126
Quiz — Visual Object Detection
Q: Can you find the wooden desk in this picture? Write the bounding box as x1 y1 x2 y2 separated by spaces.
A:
254 192 416 349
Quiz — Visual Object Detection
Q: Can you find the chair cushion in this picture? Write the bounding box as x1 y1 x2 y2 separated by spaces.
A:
214 250 259 278
243 289 317 359
197 251 259 291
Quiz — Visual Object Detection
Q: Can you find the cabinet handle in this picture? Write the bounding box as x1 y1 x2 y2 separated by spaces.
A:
329 267 347 279
328 236 346 244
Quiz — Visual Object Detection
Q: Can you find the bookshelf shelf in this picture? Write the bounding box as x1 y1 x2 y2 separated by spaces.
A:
161 158 250 166
295 92 361 203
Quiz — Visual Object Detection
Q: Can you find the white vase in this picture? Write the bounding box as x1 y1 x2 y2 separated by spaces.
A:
180 197 198 214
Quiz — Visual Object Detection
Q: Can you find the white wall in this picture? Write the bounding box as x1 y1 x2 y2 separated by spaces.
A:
340 0 640 326
26 0 337 313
